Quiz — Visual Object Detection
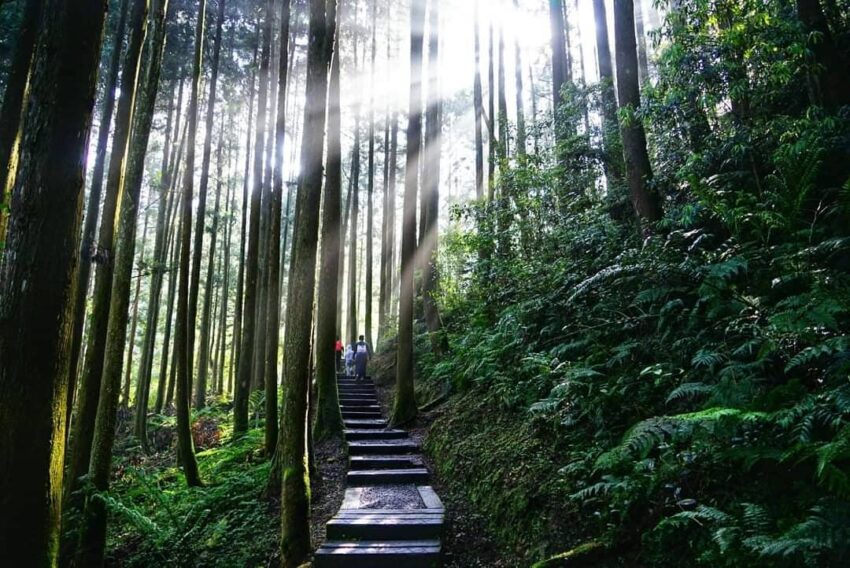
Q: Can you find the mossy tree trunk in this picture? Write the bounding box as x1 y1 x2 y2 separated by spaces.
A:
0 1 106 563
392 0 426 427
279 0 333 563
314 0 343 443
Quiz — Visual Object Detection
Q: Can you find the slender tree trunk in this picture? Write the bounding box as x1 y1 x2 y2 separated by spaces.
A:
65 0 151 509
0 1 106 563
280 0 332 564
235 6 273 435
315 0 343 442
593 0 625 188
172 0 205 486
195 121 225 408
347 114 361 345
0 0 42 241
487 16 496 198
134 95 178 443
120 205 150 409
364 0 377 346
422 0 447 358
338 162 352 338
473 0 485 256
388 111 399 319
613 0 662 226
155 123 187 414
549 0 569 147
231 30 259 397
216 136 235 395
634 0 650 84
75 0 171 562
392 0 425 426
265 0 292 457
64 0 129 430
190 0 226 407
512 0 526 156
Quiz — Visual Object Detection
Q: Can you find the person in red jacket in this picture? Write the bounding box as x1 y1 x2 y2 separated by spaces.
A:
335 338 344 373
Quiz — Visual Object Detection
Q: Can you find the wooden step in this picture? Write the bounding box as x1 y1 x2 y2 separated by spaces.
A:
337 386 377 394
347 468 430 486
313 540 441 568
342 412 384 420
343 418 389 429
348 440 419 455
326 512 443 540
345 429 408 441
349 455 419 469
339 392 377 399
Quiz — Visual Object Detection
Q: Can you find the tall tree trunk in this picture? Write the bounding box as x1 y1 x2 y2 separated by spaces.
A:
172 0 204 486
422 0 447 358
613 0 662 227
0 1 106 563
265 0 292 457
364 0 377 346
314 0 343 442
231 30 259 398
65 0 129 429
235 6 273 435
473 0 485 268
593 0 625 188
338 160 353 338
134 92 178 443
279 0 332 564
191 0 226 406
155 121 187 414
634 0 650 84
387 111 399 319
75 0 171 562
216 136 235 395
549 0 569 147
195 121 225 408
347 112 361 345
392 0 425 426
487 16 496 199
65 0 151 509
120 204 151 409
0 0 42 240
512 0 526 156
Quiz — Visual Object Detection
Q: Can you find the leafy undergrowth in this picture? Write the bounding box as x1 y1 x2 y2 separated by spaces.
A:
104 405 278 567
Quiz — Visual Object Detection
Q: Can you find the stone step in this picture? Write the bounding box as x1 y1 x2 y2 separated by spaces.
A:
339 399 379 407
343 418 389 429
326 513 443 540
337 386 377 393
313 540 441 568
348 440 419 455
342 412 384 420
349 455 419 469
345 429 408 441
347 468 430 486
339 392 377 399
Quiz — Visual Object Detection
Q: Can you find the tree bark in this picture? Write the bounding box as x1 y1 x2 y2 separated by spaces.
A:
120 205 151 409
265 0 292 457
364 0 377 346
172 0 204 486
422 0 447 358
75 0 171 562
512 0 527 156
65 0 151 509
65 0 130 434
392 0 425 426
613 0 662 226
593 0 625 188
0 1 106 563
191 0 226 408
235 6 273 435
279 0 332 564
314 0 343 442
796 0 850 108
0 0 42 241
231 29 259 398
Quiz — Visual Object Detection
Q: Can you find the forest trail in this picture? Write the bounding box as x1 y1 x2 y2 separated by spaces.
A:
314 375 444 567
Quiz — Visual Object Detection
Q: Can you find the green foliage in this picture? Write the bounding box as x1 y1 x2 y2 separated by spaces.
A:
419 1 850 565
102 410 276 567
